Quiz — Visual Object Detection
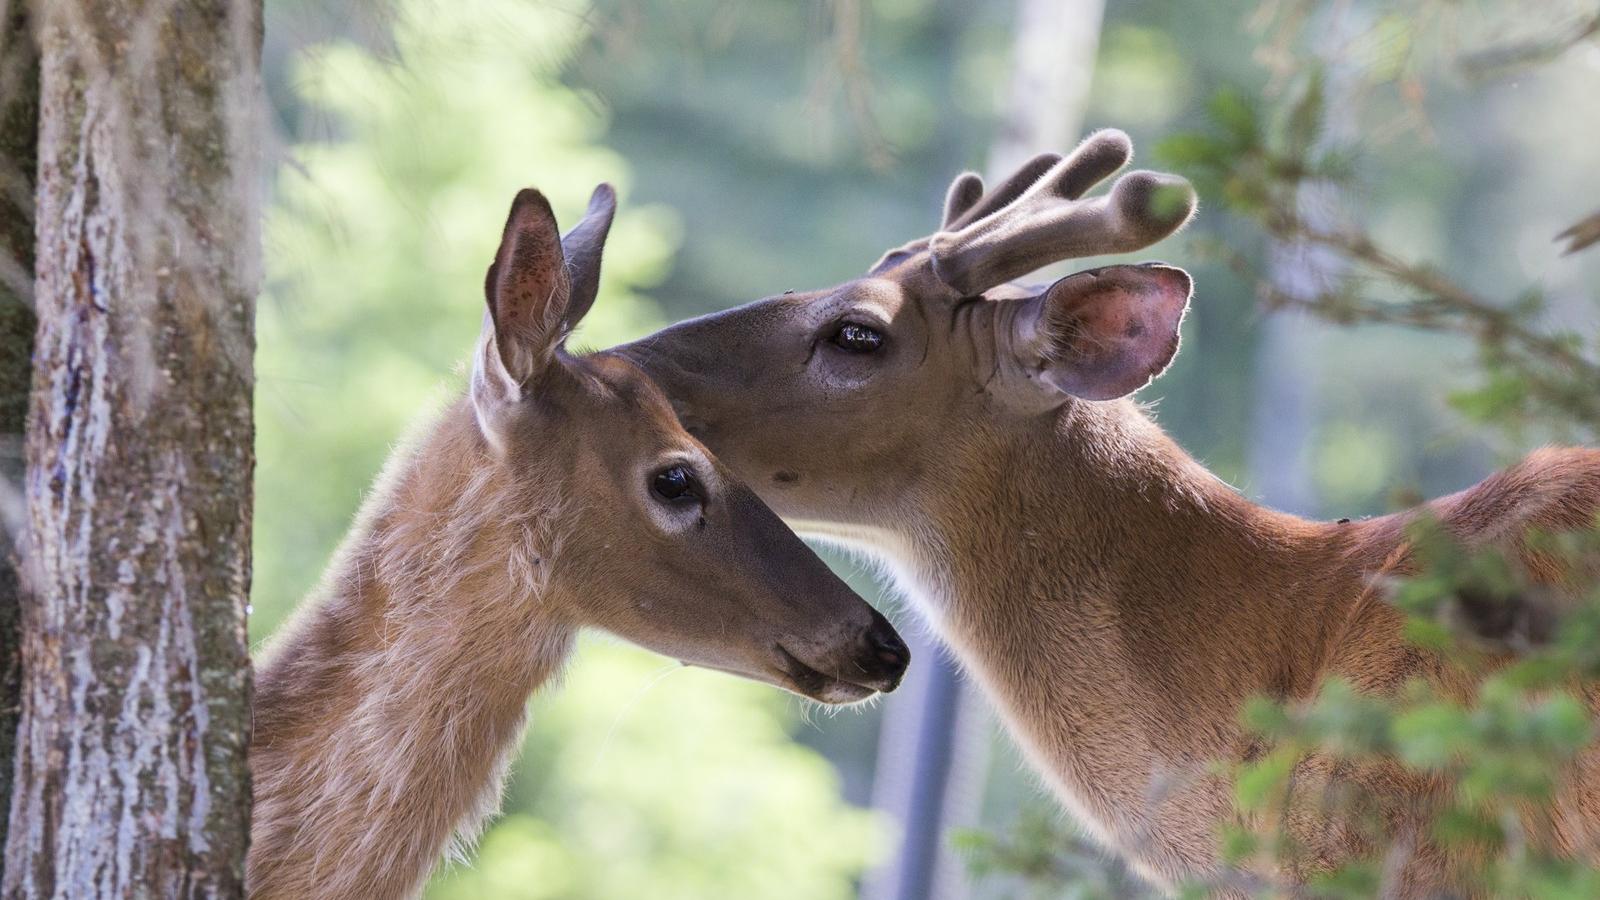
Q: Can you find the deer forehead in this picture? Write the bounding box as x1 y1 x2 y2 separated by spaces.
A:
806 277 921 324
567 353 709 458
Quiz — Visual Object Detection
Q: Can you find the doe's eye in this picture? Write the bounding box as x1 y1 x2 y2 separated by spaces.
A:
651 465 701 504
831 322 885 354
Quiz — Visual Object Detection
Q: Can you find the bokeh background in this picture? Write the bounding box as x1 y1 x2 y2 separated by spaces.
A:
250 1 1600 897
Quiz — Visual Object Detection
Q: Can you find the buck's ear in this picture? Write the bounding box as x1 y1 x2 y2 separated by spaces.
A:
1014 264 1192 401
478 189 569 398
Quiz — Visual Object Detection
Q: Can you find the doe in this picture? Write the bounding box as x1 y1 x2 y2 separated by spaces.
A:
248 186 908 899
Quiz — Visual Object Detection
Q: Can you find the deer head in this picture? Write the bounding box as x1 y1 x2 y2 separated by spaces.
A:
619 130 1197 525
477 186 907 702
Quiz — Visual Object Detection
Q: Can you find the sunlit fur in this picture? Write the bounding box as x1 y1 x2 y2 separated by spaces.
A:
891 401 1600 896
246 186 906 899
718 377 1600 897
250 399 574 899
621 134 1600 894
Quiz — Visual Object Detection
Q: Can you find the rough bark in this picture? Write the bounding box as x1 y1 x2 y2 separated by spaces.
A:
0 0 38 881
2 0 261 896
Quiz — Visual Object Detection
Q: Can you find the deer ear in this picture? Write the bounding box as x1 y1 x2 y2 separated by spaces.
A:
560 183 617 332
479 189 569 393
1015 264 1192 401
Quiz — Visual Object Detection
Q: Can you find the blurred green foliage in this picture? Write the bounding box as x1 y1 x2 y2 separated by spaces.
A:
951 807 1143 900
255 0 885 896
1208 516 1600 898
1158 63 1600 443
257 0 673 634
428 649 884 900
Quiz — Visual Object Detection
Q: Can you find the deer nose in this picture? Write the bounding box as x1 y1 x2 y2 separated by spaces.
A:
860 609 910 691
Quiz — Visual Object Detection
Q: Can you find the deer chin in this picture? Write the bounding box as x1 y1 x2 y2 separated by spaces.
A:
677 643 893 704
677 652 881 704
770 644 882 705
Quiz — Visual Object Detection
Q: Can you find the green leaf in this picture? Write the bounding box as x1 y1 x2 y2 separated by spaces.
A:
1241 694 1292 736
1281 68 1325 160
1208 88 1261 145
1235 749 1296 812
1393 704 1471 769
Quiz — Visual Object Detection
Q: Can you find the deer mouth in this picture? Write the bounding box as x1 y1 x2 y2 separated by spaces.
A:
773 644 879 705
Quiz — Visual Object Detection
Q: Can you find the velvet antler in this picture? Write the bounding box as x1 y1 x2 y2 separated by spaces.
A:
928 130 1197 296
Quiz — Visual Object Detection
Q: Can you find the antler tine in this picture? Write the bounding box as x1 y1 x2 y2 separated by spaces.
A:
945 152 1061 232
928 130 1197 296
942 172 986 228
868 166 1035 275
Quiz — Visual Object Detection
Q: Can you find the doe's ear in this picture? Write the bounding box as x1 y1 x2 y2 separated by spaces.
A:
560 183 618 330
481 188 570 391
1016 264 1192 401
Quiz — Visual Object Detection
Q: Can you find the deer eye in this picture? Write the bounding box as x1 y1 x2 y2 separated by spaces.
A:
830 322 885 353
651 465 701 504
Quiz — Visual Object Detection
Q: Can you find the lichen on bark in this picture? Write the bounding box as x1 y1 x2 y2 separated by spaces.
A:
2 1 261 896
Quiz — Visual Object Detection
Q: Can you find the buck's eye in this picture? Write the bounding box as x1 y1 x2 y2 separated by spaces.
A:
651 466 701 504
830 322 885 353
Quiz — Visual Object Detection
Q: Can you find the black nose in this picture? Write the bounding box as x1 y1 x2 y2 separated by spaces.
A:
861 608 910 691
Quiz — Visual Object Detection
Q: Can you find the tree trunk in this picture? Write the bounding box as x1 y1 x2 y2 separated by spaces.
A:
0 0 38 881
3 1 261 896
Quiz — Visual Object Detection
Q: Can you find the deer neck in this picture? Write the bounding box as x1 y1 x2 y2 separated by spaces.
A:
250 399 575 900
807 398 1356 865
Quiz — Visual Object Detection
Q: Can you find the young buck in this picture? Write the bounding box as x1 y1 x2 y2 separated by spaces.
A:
248 186 908 900
621 130 1600 894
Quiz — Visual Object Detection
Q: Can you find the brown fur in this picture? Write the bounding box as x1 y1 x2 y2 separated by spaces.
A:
620 141 1600 892
246 188 907 899
250 400 570 899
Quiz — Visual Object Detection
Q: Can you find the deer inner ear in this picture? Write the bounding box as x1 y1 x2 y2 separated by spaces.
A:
1030 264 1193 402
483 189 570 387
